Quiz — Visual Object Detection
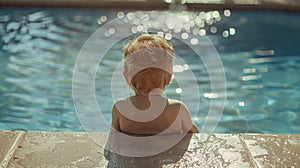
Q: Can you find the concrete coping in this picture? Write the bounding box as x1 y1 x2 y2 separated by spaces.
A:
0 131 299 167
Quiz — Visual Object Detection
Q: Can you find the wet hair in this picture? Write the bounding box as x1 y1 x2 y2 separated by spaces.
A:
123 34 174 96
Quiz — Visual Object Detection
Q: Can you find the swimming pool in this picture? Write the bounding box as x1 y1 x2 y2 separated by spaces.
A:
0 9 300 133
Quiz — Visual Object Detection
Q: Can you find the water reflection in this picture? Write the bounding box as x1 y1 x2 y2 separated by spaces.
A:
0 9 300 133
223 9 231 17
104 133 192 168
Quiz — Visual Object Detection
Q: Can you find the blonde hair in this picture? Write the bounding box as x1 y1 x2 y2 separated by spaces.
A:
124 34 174 96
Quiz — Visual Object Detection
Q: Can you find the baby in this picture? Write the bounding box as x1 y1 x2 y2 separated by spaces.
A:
111 34 199 135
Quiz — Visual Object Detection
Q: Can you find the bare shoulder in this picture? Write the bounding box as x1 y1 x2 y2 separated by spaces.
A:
114 97 128 104
113 97 131 107
112 97 129 113
168 98 182 105
167 99 188 110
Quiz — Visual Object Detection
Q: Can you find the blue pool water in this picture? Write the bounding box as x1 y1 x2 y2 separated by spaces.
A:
0 9 300 133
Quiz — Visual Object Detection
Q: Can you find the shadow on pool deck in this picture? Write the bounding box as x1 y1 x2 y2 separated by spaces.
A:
0 131 299 167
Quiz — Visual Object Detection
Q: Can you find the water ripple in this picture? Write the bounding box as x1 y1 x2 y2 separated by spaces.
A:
0 9 299 133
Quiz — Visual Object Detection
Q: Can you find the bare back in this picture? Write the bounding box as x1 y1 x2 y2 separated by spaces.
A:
111 96 198 135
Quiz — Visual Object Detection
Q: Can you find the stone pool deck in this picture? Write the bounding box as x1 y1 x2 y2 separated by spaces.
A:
0 131 299 167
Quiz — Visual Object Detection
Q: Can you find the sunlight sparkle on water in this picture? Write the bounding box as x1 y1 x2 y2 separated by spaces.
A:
183 64 189 70
204 93 218 99
243 68 256 73
157 31 164 37
224 9 231 17
199 29 206 36
108 28 115 35
165 33 173 40
229 28 236 35
117 11 125 19
120 11 226 41
238 102 245 107
176 88 182 94
131 26 137 33
181 32 189 39
136 25 143 32
190 38 198 45
173 65 184 73
222 30 229 38
210 26 217 33
100 16 107 22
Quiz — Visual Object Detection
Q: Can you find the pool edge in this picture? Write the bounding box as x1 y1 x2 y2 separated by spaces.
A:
0 131 299 167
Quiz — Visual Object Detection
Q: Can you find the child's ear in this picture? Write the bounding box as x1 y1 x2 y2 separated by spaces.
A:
166 74 173 86
166 80 171 86
123 71 131 86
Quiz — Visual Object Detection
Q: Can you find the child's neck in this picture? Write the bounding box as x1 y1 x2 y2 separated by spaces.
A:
135 88 164 97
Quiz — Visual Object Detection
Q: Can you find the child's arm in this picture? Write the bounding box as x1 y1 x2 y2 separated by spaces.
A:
105 104 121 160
111 105 121 132
188 124 199 133
180 103 199 133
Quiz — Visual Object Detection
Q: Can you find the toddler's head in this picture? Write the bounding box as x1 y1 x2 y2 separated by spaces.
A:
123 34 174 96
